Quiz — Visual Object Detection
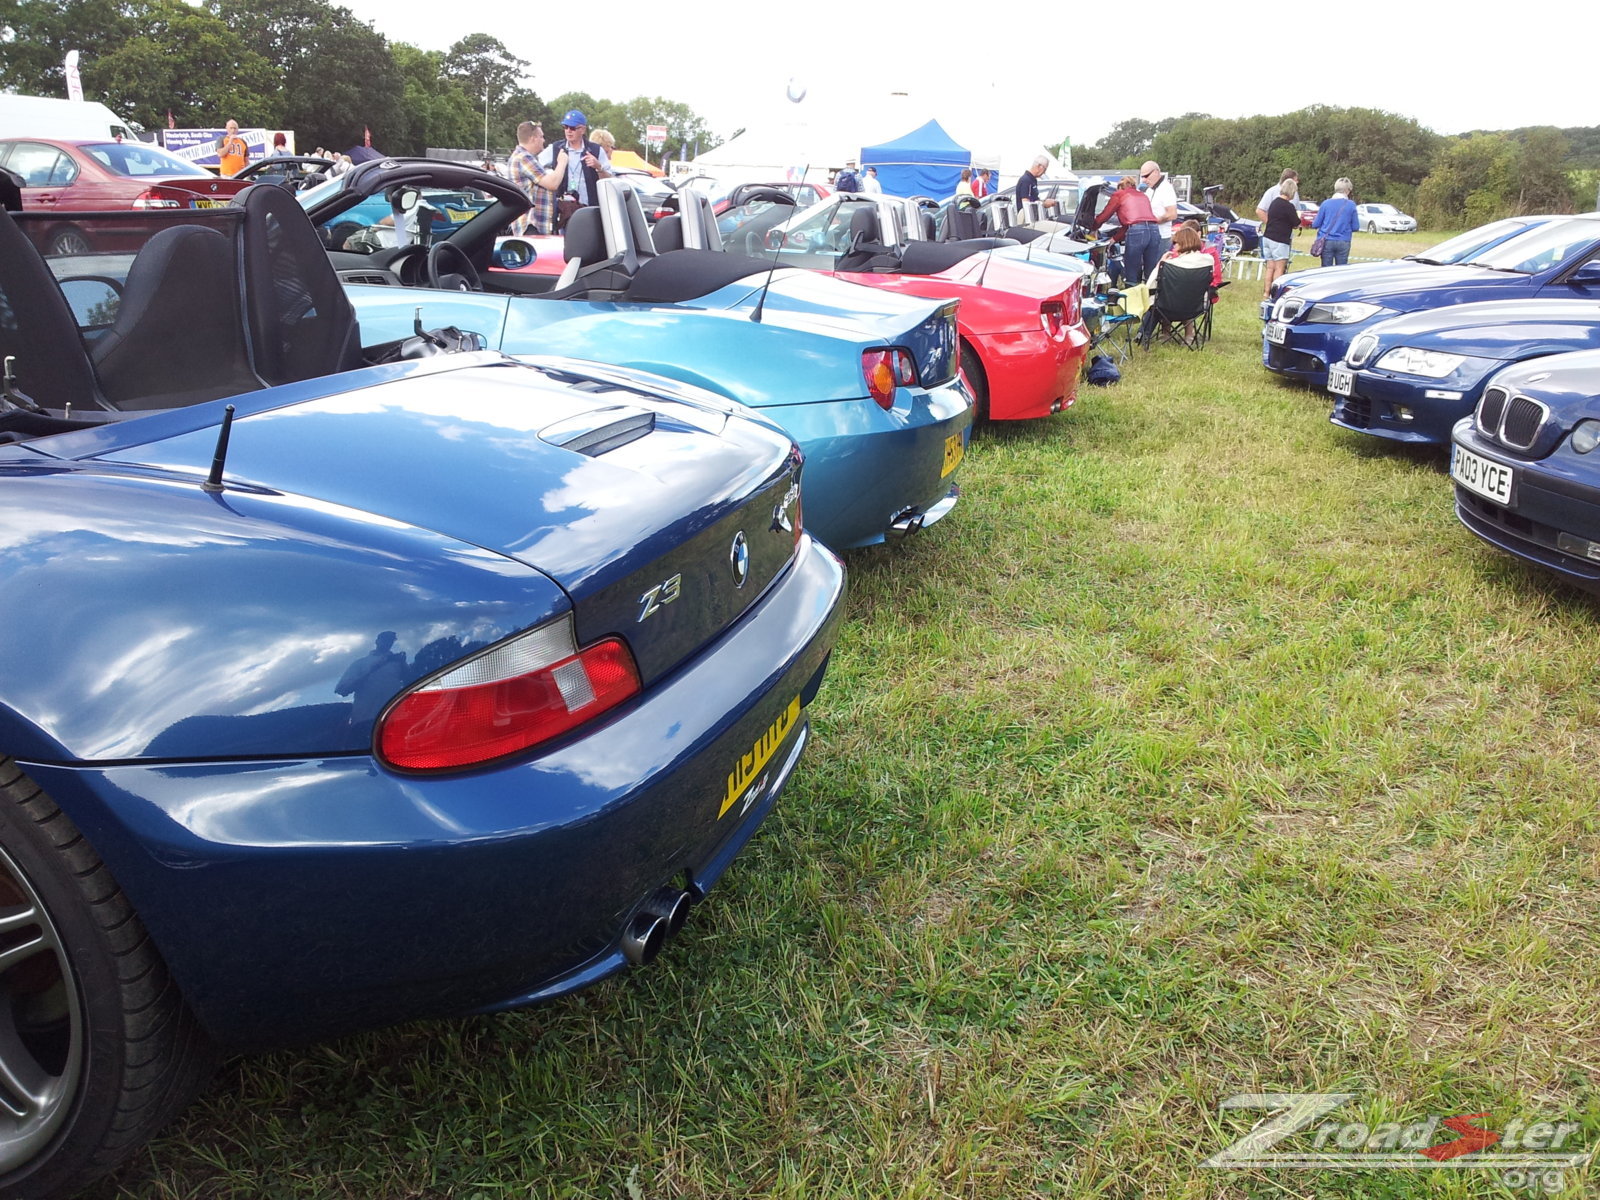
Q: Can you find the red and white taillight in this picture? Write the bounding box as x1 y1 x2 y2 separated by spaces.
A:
377 615 640 771
1039 300 1066 339
861 347 918 410
132 188 184 209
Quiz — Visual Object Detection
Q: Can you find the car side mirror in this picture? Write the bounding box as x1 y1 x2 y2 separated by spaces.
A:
1568 260 1600 287
60 278 120 329
495 239 534 269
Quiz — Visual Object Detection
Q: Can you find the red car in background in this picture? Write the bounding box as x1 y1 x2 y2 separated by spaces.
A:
0 137 249 253
758 192 1089 421
1295 199 1319 228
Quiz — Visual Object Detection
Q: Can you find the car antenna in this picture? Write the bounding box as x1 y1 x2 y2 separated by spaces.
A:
203 405 236 493
751 163 808 323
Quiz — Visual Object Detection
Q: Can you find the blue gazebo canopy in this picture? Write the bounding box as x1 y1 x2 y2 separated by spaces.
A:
859 120 970 199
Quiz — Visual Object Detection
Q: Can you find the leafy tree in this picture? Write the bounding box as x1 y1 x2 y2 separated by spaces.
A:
391 44 479 155
621 96 717 162
442 33 529 103
0 0 131 98
1417 128 1577 225
1149 106 1439 213
91 0 278 130
1077 113 1210 170
214 0 402 152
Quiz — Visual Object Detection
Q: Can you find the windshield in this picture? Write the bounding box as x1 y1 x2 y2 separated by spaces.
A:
1415 218 1536 264
308 182 501 254
83 142 209 179
1466 219 1600 274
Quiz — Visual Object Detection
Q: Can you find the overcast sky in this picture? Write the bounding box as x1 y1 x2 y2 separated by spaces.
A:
336 0 1596 154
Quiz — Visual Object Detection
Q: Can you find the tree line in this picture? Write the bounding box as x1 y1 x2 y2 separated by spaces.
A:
0 0 720 163
1073 107 1596 226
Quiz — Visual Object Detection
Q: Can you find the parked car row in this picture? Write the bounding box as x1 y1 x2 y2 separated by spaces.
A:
1259 212 1600 594
0 152 1099 1196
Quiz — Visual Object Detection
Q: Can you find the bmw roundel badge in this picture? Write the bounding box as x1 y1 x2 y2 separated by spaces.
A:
729 531 749 588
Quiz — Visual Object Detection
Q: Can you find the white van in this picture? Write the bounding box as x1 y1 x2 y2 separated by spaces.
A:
0 95 136 142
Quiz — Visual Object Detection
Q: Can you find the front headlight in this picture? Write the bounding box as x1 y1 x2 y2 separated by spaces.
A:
1571 419 1600 454
1304 301 1383 324
1376 346 1468 378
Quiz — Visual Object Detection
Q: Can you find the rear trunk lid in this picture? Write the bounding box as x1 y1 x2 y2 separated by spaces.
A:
86 355 807 684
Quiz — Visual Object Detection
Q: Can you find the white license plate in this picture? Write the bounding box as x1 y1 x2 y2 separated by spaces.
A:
1328 366 1354 396
1265 321 1287 345
1451 443 1515 506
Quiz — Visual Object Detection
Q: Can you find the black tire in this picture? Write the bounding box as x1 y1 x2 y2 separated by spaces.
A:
1223 232 1243 258
0 759 214 1199
959 343 989 423
1366 221 1377 233
44 229 90 257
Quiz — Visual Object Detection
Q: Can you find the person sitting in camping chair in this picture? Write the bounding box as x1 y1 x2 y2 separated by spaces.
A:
1138 226 1216 349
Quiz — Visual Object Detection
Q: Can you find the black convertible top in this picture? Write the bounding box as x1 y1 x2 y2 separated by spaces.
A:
625 249 794 304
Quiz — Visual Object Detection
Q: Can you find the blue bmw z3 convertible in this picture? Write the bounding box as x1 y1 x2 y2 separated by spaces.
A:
0 183 844 1197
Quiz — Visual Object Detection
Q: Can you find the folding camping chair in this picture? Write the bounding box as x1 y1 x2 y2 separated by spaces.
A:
1136 259 1213 350
1087 286 1137 365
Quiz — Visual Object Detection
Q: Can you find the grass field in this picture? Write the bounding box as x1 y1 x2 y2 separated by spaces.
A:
92 240 1600 1199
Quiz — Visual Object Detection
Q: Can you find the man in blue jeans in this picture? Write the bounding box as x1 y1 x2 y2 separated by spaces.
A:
1312 178 1360 266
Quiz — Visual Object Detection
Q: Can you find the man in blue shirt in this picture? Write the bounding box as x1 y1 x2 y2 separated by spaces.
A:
1312 178 1360 267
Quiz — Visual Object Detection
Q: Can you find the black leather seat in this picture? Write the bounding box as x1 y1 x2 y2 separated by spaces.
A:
237 182 363 385
836 207 896 272
92 224 263 408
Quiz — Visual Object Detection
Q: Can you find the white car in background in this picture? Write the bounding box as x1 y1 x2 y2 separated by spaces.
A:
1356 202 1417 233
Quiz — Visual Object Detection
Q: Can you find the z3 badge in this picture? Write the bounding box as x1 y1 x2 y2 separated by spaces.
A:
637 573 681 622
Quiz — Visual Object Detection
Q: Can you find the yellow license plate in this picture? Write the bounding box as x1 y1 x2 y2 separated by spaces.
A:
720 695 800 818
941 431 965 478
193 199 225 208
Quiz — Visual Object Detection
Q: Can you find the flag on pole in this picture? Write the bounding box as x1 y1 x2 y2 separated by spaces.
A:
364 126 371 148
63 50 83 103
167 109 175 129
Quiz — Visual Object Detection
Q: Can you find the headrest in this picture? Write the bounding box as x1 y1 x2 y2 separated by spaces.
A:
652 214 684 252
848 206 880 243
563 206 605 262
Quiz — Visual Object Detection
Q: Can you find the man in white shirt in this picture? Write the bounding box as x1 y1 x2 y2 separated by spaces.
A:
1256 169 1298 224
1140 160 1178 258
863 166 883 193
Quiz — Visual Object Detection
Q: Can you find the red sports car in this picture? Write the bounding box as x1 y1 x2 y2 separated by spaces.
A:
761 193 1089 421
0 136 249 254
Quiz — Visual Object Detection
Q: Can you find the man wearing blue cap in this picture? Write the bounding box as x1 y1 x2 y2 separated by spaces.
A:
539 108 612 229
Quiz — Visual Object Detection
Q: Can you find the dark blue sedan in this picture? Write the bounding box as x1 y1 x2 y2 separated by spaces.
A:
1329 299 1600 445
1263 214 1600 388
1450 349 1600 593
0 188 844 1195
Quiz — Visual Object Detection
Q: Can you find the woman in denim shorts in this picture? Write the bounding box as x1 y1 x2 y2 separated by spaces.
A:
1260 178 1299 298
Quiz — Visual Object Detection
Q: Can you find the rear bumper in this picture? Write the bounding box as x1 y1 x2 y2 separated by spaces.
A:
28 538 847 1049
979 325 1088 421
773 378 973 550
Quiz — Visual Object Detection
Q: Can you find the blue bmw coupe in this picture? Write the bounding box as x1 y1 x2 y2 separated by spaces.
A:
1263 215 1600 388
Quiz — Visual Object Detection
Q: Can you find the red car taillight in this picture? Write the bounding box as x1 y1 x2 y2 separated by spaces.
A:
1040 300 1066 339
861 348 917 409
132 188 183 209
377 616 641 771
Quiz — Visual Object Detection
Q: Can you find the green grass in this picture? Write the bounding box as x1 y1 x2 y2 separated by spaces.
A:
92 242 1600 1199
